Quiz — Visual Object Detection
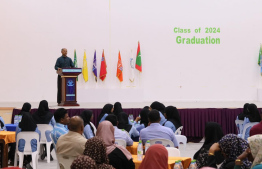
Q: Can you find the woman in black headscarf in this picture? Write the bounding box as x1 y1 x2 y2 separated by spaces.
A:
117 112 139 138
32 100 54 124
19 102 31 116
80 110 95 139
194 122 224 168
97 104 114 124
164 106 182 130
17 112 41 168
238 103 249 120
134 108 150 132
247 104 261 122
113 102 123 117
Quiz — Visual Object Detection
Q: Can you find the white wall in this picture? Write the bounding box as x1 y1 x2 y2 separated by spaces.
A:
0 0 262 103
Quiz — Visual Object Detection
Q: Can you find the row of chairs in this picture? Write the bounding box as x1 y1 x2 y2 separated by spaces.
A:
235 120 259 140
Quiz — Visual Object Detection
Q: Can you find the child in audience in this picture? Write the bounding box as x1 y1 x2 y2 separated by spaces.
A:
18 102 31 116
163 106 182 132
113 102 123 117
138 144 168 169
134 108 150 132
117 112 139 139
80 110 95 139
237 103 249 120
97 104 114 124
96 121 135 169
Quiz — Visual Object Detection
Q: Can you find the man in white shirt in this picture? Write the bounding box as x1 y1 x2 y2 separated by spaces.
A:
105 114 133 146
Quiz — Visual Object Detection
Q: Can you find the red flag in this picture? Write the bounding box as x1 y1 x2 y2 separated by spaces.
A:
116 51 123 82
135 42 142 72
99 50 107 81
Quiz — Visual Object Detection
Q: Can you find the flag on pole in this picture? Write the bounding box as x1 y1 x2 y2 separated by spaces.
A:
93 50 97 82
116 51 123 82
82 50 88 82
135 41 142 72
74 49 78 81
259 45 262 76
99 50 107 81
129 50 135 82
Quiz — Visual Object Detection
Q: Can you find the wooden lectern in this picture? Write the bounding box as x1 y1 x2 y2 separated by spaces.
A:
57 68 82 106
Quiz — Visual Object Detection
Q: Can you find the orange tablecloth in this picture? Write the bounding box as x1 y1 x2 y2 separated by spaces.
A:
132 155 191 169
0 131 16 144
127 142 139 155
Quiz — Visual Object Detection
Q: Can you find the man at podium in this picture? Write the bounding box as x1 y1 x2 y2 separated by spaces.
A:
54 48 75 104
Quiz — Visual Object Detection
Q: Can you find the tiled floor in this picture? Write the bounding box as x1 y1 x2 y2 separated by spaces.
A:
9 142 202 169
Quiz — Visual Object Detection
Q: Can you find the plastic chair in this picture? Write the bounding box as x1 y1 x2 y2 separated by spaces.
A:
37 124 53 163
235 120 244 134
241 122 259 140
90 122 97 135
174 135 187 149
165 147 180 157
174 126 183 135
14 132 40 169
56 154 76 169
149 138 174 147
115 139 127 147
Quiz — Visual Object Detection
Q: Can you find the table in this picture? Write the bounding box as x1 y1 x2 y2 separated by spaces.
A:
0 131 16 168
127 142 139 155
132 155 191 169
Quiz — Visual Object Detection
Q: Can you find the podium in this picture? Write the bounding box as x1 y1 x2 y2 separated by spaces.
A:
57 68 82 106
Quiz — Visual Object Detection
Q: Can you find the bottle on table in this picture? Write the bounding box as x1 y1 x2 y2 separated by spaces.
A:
137 140 143 161
189 160 197 169
145 140 150 152
178 160 183 169
174 161 181 169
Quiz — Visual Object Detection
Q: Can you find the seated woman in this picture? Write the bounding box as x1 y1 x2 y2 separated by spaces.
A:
149 101 167 125
163 106 182 132
138 144 168 169
208 134 252 169
16 112 41 169
237 103 249 120
117 112 139 138
134 108 150 132
80 110 95 139
97 104 114 124
96 121 135 169
83 137 114 169
194 122 224 168
71 155 97 169
240 104 261 140
113 102 123 117
234 135 262 169
19 102 31 116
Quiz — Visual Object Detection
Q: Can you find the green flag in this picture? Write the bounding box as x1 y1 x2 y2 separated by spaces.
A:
74 49 78 81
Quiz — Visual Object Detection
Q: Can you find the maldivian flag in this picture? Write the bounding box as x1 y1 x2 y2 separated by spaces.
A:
82 50 88 82
93 50 97 82
258 45 262 66
135 41 142 72
116 51 123 82
74 49 78 81
99 50 107 81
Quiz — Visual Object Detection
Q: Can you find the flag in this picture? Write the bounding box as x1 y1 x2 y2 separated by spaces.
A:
93 50 97 82
129 50 135 82
116 51 123 82
82 50 88 82
99 50 107 81
74 49 78 81
135 41 142 72
259 45 262 66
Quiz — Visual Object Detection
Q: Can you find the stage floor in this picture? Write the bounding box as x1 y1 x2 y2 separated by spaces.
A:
0 101 262 109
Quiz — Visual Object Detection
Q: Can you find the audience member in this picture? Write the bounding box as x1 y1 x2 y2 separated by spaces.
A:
52 108 70 144
19 102 31 116
97 104 114 124
138 144 168 169
237 103 249 120
250 120 262 136
71 155 97 169
163 106 182 132
149 101 166 125
117 112 139 138
16 112 41 169
134 108 150 132
0 115 6 131
105 114 133 146
208 134 252 169
80 110 95 139
194 122 224 168
140 109 178 147
96 121 135 169
32 100 55 160
83 137 114 169
56 116 87 157
113 102 123 117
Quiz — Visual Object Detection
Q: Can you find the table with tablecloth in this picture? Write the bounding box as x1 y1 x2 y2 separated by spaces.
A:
132 155 191 169
0 131 16 168
127 142 139 155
